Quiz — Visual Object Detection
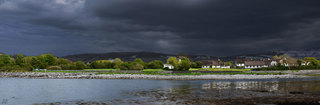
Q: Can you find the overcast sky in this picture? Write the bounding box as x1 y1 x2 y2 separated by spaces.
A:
0 0 320 56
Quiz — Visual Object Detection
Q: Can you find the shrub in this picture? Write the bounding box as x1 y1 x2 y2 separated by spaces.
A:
61 64 77 70
120 62 144 70
113 58 123 69
120 62 130 70
134 58 145 67
47 66 62 70
0 65 29 72
129 63 144 70
178 58 191 71
147 60 163 69
164 67 170 70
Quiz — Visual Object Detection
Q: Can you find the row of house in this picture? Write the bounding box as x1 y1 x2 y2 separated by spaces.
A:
234 59 271 69
203 56 310 69
202 60 231 69
163 54 310 69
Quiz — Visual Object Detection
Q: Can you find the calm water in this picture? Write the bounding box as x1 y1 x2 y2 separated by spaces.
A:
1 78 320 105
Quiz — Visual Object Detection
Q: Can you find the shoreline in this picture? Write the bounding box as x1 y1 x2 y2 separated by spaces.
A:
0 72 311 80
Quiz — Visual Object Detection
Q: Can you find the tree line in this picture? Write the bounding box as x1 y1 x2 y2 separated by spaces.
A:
0 54 202 71
0 54 87 71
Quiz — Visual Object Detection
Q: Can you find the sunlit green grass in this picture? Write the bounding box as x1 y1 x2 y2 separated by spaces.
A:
36 71 90 73
84 68 119 71
189 68 200 71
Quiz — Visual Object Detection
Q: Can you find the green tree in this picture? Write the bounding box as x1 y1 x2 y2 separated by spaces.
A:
191 61 202 68
119 62 130 70
297 59 303 66
129 62 144 70
15 54 24 66
91 60 114 69
191 62 197 68
178 57 191 71
31 57 40 68
113 58 123 69
46 54 57 66
166 57 179 70
134 58 145 68
57 58 69 65
148 60 163 69
0 55 12 66
23 56 34 65
74 61 86 70
195 61 202 68
90 61 100 69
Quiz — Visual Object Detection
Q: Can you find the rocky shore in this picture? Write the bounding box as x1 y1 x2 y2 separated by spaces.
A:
0 72 309 80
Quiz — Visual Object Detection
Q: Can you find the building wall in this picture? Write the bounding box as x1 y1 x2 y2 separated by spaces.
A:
213 66 231 69
164 64 174 69
245 65 268 69
236 63 245 67
202 65 212 68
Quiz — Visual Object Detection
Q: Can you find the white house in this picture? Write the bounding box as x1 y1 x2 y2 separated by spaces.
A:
235 59 245 67
164 64 174 69
270 61 278 66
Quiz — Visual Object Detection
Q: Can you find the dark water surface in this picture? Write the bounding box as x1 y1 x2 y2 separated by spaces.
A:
1 78 320 105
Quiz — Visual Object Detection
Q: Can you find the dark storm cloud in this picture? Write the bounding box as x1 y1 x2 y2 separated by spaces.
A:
1 0 320 56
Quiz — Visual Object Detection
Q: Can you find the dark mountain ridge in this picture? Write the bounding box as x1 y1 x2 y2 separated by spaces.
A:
62 52 217 62
62 48 320 62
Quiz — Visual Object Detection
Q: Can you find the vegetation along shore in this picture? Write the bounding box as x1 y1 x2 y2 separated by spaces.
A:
0 53 320 80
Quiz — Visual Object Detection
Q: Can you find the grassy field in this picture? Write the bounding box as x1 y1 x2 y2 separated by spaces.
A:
84 68 119 71
36 70 90 73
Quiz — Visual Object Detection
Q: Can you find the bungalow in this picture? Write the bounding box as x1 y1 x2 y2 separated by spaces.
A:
163 64 174 69
202 60 213 68
269 60 278 66
201 60 230 69
234 59 245 67
244 60 268 69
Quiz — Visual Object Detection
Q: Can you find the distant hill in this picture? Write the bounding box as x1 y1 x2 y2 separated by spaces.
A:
273 48 320 59
62 48 320 62
63 52 218 62
223 48 320 60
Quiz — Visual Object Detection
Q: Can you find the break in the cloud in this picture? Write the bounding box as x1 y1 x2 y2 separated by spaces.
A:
0 0 320 56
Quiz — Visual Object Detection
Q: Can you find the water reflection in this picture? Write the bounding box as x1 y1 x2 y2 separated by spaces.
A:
202 80 320 94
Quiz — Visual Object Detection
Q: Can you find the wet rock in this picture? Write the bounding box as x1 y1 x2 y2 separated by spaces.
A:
289 91 304 94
